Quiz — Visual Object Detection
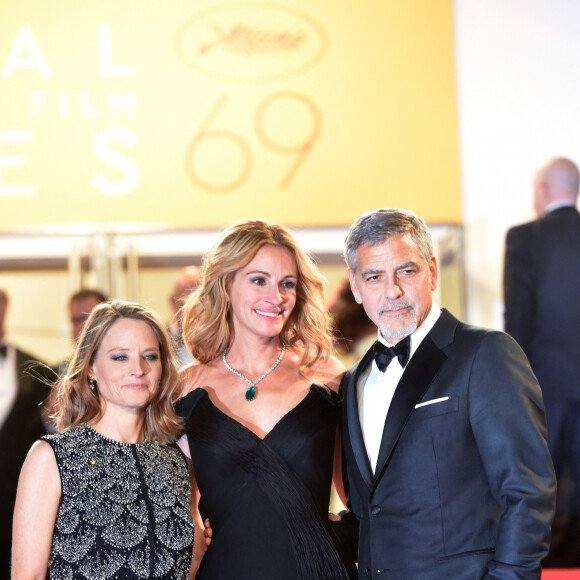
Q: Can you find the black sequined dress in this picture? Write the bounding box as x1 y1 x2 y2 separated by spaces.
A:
180 385 350 580
43 424 193 580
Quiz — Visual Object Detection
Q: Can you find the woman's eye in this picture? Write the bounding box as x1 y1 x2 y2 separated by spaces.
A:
145 353 159 361
282 280 296 289
251 278 266 286
111 354 127 361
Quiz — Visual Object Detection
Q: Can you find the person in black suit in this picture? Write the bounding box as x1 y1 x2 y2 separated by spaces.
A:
0 288 50 579
55 288 108 374
504 157 580 566
340 208 556 579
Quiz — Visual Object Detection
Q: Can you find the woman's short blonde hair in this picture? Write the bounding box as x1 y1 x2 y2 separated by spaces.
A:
54 301 181 443
182 219 332 369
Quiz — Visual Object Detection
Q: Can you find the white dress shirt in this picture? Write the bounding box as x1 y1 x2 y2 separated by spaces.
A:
358 304 442 472
0 343 18 429
545 200 576 213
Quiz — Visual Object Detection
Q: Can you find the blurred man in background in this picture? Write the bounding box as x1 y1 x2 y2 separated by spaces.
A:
68 288 107 343
504 157 580 566
0 288 50 578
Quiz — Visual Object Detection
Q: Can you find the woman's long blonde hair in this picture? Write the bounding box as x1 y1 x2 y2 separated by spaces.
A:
53 301 182 443
182 219 332 370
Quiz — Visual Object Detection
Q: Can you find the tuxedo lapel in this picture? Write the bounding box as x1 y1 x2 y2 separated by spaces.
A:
345 347 375 488
372 311 457 486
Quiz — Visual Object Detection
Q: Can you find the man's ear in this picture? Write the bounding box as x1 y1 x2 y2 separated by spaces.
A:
429 256 438 292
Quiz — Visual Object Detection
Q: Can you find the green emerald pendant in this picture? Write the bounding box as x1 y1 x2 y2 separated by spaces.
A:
245 386 256 402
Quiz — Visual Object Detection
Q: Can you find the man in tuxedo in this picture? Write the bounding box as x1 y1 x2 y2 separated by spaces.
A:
340 208 556 579
0 288 50 578
504 157 580 565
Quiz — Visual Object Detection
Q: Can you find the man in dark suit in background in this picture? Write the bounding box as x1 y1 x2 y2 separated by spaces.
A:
0 288 50 579
504 157 580 566
55 288 107 376
341 208 556 579
68 288 107 344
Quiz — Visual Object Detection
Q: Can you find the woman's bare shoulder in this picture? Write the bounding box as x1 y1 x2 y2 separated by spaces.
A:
306 356 346 393
20 439 59 483
179 361 220 396
27 438 54 460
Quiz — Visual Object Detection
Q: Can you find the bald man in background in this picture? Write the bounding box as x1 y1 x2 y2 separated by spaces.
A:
504 157 580 566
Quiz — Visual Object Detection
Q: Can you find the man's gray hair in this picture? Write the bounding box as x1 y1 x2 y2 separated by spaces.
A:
344 208 434 272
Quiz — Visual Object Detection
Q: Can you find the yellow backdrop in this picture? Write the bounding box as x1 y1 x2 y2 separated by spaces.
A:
0 0 460 229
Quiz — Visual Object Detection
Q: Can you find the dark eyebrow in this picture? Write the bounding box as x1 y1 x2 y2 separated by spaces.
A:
397 261 420 270
360 268 384 278
360 262 420 278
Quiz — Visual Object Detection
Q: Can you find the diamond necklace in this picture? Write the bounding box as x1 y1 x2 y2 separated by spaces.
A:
222 344 286 402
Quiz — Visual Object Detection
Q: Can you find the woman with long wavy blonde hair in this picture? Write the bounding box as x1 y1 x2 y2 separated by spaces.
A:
178 219 354 579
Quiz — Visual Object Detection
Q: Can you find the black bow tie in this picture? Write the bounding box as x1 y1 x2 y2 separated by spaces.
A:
373 337 411 371
0 344 7 359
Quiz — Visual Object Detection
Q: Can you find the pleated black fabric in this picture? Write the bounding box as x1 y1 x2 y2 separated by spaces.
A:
180 385 350 580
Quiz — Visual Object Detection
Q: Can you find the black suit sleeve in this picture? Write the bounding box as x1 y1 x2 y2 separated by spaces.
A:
469 332 556 577
503 226 535 352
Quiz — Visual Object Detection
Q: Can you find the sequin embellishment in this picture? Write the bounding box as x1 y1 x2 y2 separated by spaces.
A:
43 425 193 580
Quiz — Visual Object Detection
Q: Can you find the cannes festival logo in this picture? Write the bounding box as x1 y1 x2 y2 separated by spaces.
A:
175 3 328 82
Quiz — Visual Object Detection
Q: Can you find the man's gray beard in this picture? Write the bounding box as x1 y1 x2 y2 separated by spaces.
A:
379 309 417 341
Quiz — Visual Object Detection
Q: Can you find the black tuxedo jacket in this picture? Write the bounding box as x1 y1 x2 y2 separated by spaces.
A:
0 348 50 578
341 309 556 579
504 205 580 401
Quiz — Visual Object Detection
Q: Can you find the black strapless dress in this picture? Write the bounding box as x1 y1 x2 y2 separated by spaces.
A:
180 385 350 579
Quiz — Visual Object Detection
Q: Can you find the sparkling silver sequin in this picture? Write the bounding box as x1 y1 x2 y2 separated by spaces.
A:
43 425 193 580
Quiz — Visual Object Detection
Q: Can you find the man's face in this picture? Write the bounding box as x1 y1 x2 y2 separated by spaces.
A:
70 296 101 341
348 234 437 344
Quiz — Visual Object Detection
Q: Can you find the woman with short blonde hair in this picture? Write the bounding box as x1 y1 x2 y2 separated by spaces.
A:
54 300 182 442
